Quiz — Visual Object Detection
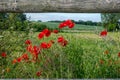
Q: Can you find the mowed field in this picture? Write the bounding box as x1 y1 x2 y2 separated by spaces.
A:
1 22 120 78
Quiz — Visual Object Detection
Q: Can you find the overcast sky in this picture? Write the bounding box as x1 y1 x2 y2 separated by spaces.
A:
26 13 101 22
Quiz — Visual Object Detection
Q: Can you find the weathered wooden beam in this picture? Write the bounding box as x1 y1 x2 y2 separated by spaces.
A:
0 0 120 13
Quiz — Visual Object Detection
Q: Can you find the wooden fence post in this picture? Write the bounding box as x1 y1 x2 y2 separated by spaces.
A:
0 0 120 12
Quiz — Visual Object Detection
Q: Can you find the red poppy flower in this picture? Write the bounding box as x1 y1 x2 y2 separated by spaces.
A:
22 53 29 60
118 52 120 57
59 23 67 29
59 20 75 29
36 71 42 77
68 23 75 28
17 57 22 63
40 42 52 49
100 30 107 37
58 36 68 46
38 32 44 39
53 30 59 34
59 40 68 47
47 43 52 48
42 29 51 37
1 52 7 57
42 29 48 34
65 20 72 25
61 40 68 46
45 30 51 37
58 36 64 43
12 59 17 64
26 44 33 53
33 46 40 55
25 40 31 45
40 42 48 49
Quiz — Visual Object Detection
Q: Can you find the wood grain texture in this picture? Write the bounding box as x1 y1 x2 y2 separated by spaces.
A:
0 0 120 12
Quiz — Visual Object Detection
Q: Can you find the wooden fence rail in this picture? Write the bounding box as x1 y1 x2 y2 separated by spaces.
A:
0 0 120 12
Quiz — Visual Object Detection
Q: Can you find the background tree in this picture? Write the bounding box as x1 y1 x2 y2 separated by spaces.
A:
0 13 29 53
7 13 27 31
0 13 27 31
101 13 120 31
0 13 8 30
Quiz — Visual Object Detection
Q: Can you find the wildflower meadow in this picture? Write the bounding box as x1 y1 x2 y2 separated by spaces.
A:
0 19 120 79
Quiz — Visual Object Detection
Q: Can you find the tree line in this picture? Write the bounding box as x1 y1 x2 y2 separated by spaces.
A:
48 20 102 26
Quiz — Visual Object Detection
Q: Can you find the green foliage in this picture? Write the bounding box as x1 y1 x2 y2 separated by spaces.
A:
31 22 63 32
0 13 8 30
0 30 28 54
31 22 48 32
101 13 120 31
107 23 116 31
0 13 28 31
7 13 27 31
0 13 29 55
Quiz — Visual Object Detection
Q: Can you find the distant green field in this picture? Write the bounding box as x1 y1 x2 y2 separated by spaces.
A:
39 22 104 31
